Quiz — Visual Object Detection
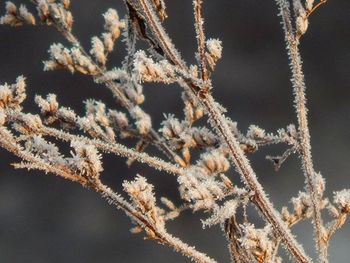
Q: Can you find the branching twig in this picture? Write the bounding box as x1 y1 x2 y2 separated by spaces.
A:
129 0 311 261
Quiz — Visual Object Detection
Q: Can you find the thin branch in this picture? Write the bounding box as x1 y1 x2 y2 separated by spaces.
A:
193 0 208 81
42 126 183 176
275 0 326 262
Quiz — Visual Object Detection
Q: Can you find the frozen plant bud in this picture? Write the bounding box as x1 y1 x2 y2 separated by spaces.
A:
131 106 152 135
70 48 98 75
36 0 49 22
247 125 266 139
13 113 43 134
206 39 222 59
291 192 312 218
57 107 77 125
123 175 163 228
0 2 36 26
296 14 308 38
286 124 297 137
69 140 103 180
0 76 26 109
18 5 36 25
305 0 315 11
191 127 217 147
294 0 308 38
35 94 59 115
219 174 233 190
240 223 274 262
102 33 114 53
206 38 222 70
60 0 71 9
90 37 106 66
189 65 198 78
103 8 124 40
328 205 340 218
314 172 326 197
160 115 184 139
46 2 73 31
334 189 350 213
11 75 26 106
44 43 74 72
5 1 16 14
198 149 230 175
133 51 177 84
281 207 292 223
0 84 13 108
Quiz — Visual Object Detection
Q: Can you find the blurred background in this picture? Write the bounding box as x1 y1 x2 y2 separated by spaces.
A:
0 0 349 262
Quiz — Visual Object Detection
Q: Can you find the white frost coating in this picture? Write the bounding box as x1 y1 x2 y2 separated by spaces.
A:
206 38 222 60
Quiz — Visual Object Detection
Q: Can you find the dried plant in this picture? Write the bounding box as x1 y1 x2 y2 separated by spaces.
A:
1 0 348 262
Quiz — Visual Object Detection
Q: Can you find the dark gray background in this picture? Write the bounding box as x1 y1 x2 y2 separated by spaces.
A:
0 0 349 262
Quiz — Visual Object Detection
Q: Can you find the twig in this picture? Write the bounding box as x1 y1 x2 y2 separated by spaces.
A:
193 0 208 81
275 0 326 262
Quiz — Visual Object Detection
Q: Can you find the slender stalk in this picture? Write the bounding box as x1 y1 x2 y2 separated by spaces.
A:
132 0 311 261
193 0 208 81
41 126 183 176
275 0 326 262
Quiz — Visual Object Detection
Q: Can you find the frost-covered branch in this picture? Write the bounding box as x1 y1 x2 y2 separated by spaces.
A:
275 0 327 261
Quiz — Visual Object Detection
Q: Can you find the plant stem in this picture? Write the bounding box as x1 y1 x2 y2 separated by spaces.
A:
275 0 327 262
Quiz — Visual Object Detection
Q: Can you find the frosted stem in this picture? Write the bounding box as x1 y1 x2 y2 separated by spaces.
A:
275 0 327 262
192 0 208 81
41 126 183 176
